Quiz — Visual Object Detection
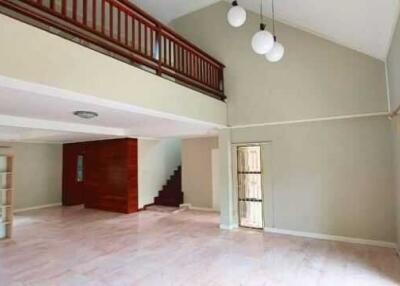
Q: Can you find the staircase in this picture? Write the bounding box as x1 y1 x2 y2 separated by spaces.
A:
154 166 183 207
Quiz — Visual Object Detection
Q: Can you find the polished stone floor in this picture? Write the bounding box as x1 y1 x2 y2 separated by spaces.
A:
0 206 399 286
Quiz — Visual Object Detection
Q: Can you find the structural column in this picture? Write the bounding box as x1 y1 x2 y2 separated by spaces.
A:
218 128 236 229
392 116 400 249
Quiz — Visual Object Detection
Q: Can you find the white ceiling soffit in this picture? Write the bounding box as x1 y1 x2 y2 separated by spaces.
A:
0 76 220 143
0 126 120 144
131 0 400 60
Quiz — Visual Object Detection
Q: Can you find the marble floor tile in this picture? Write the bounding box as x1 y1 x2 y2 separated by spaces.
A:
0 206 399 286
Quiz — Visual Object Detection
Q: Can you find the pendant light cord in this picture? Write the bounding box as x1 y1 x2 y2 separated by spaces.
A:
272 0 275 35
259 0 266 30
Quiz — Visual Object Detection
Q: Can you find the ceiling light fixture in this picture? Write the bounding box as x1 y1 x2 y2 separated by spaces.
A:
265 0 285 62
73 111 98 119
251 0 274 55
227 1 246 27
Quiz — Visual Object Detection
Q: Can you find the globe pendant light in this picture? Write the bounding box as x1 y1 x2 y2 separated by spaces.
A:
227 1 246 28
252 24 274 54
251 0 273 55
266 0 285 62
266 37 284 62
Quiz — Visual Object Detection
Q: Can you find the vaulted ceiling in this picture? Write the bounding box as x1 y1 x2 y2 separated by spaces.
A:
130 0 400 60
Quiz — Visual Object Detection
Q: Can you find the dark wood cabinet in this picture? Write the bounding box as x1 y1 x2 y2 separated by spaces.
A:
62 139 138 213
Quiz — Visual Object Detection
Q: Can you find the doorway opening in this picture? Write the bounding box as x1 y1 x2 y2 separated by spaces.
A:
237 145 264 229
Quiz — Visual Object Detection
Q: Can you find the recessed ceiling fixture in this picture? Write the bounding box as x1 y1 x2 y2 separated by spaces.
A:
73 111 98 119
227 1 246 27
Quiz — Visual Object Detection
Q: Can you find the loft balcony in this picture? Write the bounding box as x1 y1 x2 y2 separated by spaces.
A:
0 0 225 101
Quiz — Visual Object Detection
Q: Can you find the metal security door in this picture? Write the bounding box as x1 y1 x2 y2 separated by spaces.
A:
237 145 264 229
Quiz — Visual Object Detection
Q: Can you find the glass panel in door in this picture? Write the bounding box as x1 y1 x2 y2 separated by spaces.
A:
237 146 263 229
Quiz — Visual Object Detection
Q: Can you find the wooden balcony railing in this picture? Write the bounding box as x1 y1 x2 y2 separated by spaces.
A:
0 0 225 100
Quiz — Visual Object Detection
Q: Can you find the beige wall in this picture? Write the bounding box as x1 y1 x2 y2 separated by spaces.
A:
388 13 400 112
174 2 394 241
0 139 181 211
138 138 181 209
172 2 387 126
0 143 62 210
387 12 400 249
0 13 226 126
182 137 218 209
393 117 400 248
231 116 395 242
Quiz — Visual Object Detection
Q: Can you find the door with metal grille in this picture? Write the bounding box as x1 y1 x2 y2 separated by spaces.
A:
237 146 263 229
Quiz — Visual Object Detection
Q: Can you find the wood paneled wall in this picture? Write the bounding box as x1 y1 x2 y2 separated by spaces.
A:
62 138 138 213
62 143 86 206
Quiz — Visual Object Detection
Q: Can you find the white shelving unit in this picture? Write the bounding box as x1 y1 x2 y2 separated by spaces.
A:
0 155 13 239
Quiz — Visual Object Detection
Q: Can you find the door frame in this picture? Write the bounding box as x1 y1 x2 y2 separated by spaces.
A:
231 142 274 230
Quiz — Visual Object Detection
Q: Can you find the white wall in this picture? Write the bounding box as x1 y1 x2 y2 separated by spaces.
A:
211 148 220 211
0 142 62 210
138 138 181 208
182 137 218 209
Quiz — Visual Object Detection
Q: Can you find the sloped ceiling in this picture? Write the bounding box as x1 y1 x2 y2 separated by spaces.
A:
130 0 220 24
130 0 400 60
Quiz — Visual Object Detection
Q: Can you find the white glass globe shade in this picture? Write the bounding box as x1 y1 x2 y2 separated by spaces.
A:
227 5 246 27
266 41 285 62
251 30 274 55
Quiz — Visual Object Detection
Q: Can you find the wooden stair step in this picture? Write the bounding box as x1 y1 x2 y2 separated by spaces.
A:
152 165 183 208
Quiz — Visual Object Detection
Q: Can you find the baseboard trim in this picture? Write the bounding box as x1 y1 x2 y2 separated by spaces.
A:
179 203 217 212
191 206 217 212
264 227 397 249
220 223 238 230
14 203 62 213
139 203 155 211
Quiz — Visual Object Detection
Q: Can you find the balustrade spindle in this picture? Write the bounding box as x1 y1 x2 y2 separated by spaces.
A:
2 0 225 100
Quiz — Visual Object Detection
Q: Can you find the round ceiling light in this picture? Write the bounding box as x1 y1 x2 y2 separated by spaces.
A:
73 111 98 119
266 40 285 62
265 0 284 63
227 1 246 28
251 24 274 55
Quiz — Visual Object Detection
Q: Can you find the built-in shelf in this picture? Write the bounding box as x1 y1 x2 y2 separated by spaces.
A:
0 155 13 239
